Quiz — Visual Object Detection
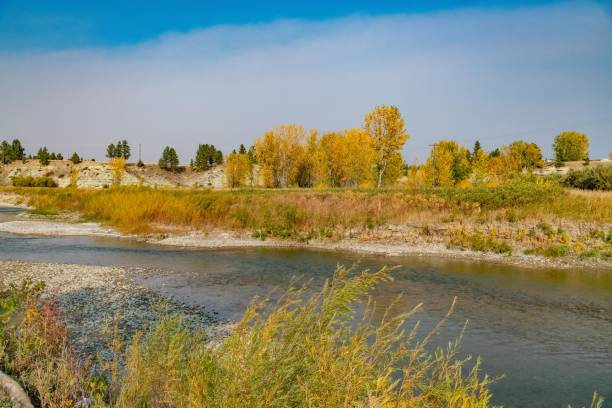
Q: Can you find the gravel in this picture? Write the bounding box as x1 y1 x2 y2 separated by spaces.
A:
0 260 231 355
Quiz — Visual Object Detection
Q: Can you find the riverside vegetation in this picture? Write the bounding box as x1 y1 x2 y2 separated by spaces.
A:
1 267 605 408
4 174 612 263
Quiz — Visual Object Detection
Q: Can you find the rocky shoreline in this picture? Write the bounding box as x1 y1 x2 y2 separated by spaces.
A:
0 260 231 355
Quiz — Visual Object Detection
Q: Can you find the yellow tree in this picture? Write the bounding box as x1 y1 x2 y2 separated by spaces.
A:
553 131 589 162
225 153 253 188
422 140 459 187
506 140 543 172
364 106 409 188
254 124 305 188
110 158 125 186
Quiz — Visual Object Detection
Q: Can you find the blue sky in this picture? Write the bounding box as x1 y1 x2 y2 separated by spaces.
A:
0 0 563 49
0 1 611 162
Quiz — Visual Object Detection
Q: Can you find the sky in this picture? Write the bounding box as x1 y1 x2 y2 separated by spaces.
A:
0 0 611 163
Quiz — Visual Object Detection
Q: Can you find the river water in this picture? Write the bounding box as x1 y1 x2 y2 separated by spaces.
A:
0 208 610 407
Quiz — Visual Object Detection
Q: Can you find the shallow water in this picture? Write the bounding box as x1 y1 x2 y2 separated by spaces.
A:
0 215 611 407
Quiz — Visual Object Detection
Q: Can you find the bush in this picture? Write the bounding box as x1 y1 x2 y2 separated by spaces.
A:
10 176 58 188
561 165 612 191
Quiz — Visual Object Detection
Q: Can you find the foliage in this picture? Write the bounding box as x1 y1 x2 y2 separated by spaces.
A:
158 146 179 171
101 265 496 407
106 140 131 160
255 124 307 188
36 147 51 166
11 176 58 188
193 144 223 171
225 153 253 188
505 140 542 172
560 165 612 191
110 158 126 185
318 128 375 187
553 131 589 162
69 153 82 164
0 279 89 408
0 139 25 164
364 105 409 188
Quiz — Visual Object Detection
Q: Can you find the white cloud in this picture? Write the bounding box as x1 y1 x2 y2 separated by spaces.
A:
1 2 611 162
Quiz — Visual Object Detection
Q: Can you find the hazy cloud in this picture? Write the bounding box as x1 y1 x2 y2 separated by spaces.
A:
1 2 611 162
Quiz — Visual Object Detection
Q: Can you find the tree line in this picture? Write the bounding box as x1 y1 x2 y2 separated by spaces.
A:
0 109 600 190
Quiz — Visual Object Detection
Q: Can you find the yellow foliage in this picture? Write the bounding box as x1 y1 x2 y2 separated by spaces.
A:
364 105 409 187
225 153 253 188
110 158 125 186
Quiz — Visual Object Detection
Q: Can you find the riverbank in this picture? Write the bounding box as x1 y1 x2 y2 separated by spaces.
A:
2 184 611 270
0 260 229 355
1 216 611 270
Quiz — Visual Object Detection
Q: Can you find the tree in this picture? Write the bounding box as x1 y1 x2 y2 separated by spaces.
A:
239 144 247 154
490 148 501 158
193 144 223 171
107 140 131 160
225 153 253 188
363 105 409 188
110 158 125 185
255 124 306 188
36 147 51 165
0 141 11 164
70 153 82 164
422 140 462 187
10 139 24 161
553 131 589 162
247 145 257 164
106 144 116 159
318 129 375 187
506 140 542 172
158 146 179 171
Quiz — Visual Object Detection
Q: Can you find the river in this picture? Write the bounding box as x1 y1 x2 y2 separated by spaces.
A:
0 208 610 407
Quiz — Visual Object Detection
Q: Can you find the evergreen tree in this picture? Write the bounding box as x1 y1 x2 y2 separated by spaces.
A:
490 148 501 158
119 140 131 160
37 147 51 165
193 144 223 170
247 145 257 164
70 153 82 164
10 139 25 161
159 146 179 170
0 141 11 164
106 144 116 159
239 144 247 154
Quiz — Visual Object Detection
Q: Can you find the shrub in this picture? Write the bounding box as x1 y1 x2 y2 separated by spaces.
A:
10 176 58 188
561 165 612 191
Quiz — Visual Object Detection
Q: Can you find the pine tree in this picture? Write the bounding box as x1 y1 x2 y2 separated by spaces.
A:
37 147 51 165
106 144 116 159
10 139 25 161
239 144 247 154
159 146 179 171
70 153 82 164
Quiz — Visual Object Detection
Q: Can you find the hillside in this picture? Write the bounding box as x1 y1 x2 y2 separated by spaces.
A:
0 160 226 188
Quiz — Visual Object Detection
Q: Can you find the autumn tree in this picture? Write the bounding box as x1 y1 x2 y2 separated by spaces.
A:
422 140 461 187
553 131 589 162
225 153 253 188
506 140 543 172
110 158 125 185
255 124 306 188
319 129 376 187
159 146 179 171
364 105 409 188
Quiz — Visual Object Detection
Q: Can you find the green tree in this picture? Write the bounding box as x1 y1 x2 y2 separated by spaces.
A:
239 144 247 154
553 131 589 162
193 144 223 171
106 144 116 159
70 153 82 164
0 141 11 164
364 105 409 188
159 146 179 171
36 147 51 165
247 145 257 164
10 139 25 161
